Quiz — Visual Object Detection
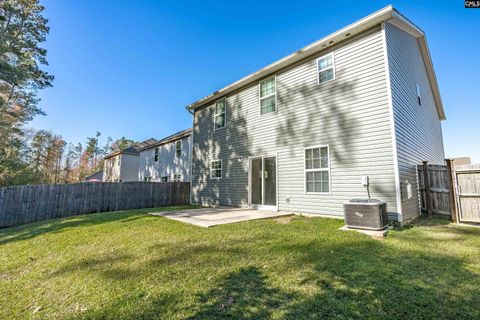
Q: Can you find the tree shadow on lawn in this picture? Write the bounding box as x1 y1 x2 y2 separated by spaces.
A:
186 233 479 319
60 230 479 319
186 266 295 320
0 205 197 245
278 239 480 319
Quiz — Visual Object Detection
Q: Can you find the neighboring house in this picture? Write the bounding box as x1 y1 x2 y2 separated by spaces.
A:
103 139 157 182
85 170 103 182
187 6 445 224
138 128 192 182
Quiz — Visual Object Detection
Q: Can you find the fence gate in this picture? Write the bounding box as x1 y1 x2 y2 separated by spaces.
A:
417 163 452 218
454 165 480 223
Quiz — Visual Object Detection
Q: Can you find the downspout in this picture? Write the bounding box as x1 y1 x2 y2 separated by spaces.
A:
186 106 194 205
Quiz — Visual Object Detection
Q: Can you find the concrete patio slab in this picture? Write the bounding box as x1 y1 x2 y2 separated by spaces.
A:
149 207 293 227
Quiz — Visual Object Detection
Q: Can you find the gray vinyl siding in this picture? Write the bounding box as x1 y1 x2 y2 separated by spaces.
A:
139 136 192 182
385 22 445 222
192 26 399 217
119 154 140 182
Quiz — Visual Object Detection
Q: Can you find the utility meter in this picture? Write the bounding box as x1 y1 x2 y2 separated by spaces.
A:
361 176 369 187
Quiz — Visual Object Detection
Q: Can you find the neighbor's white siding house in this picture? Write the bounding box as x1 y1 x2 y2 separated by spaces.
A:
138 129 192 182
187 6 445 224
103 148 140 182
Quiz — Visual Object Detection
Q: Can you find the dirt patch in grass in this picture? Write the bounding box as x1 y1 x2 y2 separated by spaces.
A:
274 215 294 224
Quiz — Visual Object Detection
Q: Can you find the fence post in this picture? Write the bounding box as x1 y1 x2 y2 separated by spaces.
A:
445 159 457 222
422 161 433 218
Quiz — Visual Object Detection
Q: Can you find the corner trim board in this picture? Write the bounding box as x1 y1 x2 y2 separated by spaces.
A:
381 22 403 223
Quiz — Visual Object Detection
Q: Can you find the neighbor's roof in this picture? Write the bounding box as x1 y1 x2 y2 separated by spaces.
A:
186 5 445 120
136 138 158 149
86 170 103 180
140 128 192 151
104 146 138 160
104 138 157 160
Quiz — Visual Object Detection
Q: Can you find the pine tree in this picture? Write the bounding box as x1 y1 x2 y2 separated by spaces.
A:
0 0 53 185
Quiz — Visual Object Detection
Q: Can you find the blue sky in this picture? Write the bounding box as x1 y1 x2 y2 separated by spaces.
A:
34 0 480 161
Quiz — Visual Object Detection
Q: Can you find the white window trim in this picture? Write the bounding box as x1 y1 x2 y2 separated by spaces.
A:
213 98 226 131
175 140 182 158
304 145 331 195
316 53 336 85
258 76 277 115
210 159 223 180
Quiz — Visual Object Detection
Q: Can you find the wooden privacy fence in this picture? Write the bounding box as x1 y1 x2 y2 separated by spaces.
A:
417 162 452 218
453 164 480 223
417 161 480 224
0 182 190 228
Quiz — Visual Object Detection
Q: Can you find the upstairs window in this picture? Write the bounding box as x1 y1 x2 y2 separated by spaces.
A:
176 140 182 158
259 76 276 115
305 146 330 193
416 83 422 106
210 160 222 179
214 99 226 129
173 174 182 182
317 53 335 84
154 147 159 162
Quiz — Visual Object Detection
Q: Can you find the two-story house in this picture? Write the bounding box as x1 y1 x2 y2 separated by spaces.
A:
187 6 445 224
138 128 192 182
103 138 157 182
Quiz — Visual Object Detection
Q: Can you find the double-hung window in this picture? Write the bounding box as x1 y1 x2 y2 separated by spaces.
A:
214 99 226 129
210 160 222 179
259 76 276 115
317 53 335 84
305 146 330 193
154 147 159 162
173 174 182 182
176 140 182 158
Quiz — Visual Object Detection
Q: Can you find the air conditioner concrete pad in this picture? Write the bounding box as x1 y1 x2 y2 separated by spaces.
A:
340 226 389 237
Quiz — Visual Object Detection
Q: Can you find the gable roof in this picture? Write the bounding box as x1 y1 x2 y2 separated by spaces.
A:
186 5 445 120
85 170 103 181
140 128 192 151
104 138 157 160
136 138 158 149
104 147 138 160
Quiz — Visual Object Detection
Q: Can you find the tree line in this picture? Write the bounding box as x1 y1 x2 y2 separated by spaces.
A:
10 130 136 185
0 0 135 186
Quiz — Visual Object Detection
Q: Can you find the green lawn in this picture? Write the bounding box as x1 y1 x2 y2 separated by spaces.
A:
1 206 479 319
